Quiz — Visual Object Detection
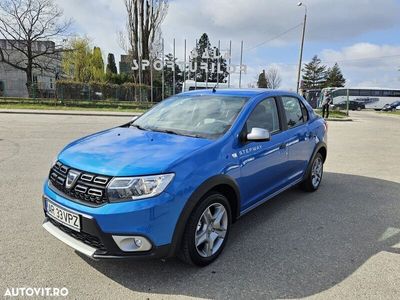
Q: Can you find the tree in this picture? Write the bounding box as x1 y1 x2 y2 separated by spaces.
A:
106 53 118 75
62 37 93 82
302 55 327 89
0 0 72 97
62 38 106 82
257 68 282 89
265 67 282 89
91 47 104 81
119 0 169 85
163 53 183 96
325 63 346 87
257 70 268 88
190 33 229 83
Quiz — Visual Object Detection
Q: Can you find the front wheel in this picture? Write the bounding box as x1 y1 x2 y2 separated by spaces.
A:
301 153 324 192
178 192 231 266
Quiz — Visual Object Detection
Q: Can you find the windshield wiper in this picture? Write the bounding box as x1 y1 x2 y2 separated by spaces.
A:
130 123 148 131
150 128 202 138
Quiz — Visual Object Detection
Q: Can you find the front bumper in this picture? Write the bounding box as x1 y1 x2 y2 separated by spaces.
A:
42 217 170 259
42 180 185 259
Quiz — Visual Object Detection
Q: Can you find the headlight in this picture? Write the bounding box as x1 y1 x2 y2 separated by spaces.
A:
50 157 58 169
107 173 175 202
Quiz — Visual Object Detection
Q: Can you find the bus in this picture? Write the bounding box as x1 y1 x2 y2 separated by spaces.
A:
320 87 400 110
182 80 229 92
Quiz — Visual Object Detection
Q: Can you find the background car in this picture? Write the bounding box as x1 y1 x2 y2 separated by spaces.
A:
333 100 365 111
381 100 400 111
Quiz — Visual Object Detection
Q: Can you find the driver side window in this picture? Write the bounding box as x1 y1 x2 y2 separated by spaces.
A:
246 98 280 134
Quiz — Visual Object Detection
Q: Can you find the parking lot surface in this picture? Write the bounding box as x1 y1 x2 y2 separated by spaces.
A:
1 111 399 299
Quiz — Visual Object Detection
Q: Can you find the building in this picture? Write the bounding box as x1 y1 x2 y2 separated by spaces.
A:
119 52 133 75
0 39 60 98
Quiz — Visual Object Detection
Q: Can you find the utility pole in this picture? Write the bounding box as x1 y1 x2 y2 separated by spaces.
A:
173 38 176 95
228 40 232 88
239 40 243 88
296 2 307 94
161 38 165 100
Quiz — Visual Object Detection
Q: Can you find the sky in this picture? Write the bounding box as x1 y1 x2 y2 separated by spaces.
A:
55 0 400 90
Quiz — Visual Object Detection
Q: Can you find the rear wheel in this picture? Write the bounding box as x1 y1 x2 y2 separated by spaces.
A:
178 192 231 266
301 153 324 192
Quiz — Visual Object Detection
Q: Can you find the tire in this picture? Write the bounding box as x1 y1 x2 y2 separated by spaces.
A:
178 192 231 266
301 153 324 192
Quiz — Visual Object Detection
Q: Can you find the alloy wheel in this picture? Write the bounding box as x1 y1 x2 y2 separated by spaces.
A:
311 156 323 188
195 203 228 258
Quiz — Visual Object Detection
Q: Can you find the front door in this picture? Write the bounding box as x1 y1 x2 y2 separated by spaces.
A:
238 97 289 211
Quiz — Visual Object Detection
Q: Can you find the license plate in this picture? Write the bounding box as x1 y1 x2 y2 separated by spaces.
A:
47 200 81 232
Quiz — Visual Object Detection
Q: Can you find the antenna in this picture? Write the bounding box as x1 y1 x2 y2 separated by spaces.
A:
212 81 219 93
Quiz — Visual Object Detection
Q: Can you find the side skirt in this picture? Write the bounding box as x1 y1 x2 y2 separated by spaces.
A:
239 178 302 216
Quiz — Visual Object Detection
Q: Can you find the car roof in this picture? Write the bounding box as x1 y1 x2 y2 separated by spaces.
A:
180 89 300 98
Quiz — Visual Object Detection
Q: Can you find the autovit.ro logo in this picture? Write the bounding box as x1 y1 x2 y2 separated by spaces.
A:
4 287 68 297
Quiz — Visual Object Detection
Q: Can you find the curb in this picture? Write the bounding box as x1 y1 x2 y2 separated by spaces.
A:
326 118 353 122
0 109 140 117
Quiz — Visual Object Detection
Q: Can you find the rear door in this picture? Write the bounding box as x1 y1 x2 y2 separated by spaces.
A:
280 96 315 183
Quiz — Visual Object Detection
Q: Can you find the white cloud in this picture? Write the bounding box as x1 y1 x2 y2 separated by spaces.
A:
52 0 400 89
163 0 400 45
321 43 400 88
55 0 126 61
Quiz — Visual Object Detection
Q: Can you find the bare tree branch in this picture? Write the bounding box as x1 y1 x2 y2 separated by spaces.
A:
266 67 282 89
0 0 72 97
120 0 168 84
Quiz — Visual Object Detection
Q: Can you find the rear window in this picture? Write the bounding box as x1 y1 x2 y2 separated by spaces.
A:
282 97 307 128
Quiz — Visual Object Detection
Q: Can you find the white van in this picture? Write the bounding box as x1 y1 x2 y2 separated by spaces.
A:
182 80 229 92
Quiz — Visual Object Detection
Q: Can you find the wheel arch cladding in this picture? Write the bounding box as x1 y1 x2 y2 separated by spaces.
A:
302 141 327 182
318 145 327 162
168 174 241 256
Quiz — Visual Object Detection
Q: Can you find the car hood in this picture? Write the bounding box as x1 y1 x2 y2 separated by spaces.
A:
58 127 212 176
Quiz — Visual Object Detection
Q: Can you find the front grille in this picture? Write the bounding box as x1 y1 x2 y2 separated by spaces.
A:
49 218 106 251
49 161 111 206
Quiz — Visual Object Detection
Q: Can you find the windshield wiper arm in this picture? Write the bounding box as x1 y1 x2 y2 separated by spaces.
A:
153 129 180 135
151 128 202 138
131 123 148 131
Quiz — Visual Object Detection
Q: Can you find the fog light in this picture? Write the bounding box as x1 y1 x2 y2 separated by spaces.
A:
134 238 142 248
112 235 152 252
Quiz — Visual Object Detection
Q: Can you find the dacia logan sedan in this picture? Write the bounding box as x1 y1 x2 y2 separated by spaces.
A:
42 89 327 266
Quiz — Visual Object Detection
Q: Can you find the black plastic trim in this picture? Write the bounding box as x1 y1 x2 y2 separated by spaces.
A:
301 141 327 182
168 174 241 256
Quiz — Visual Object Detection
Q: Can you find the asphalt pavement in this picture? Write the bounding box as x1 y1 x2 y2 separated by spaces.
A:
0 110 399 299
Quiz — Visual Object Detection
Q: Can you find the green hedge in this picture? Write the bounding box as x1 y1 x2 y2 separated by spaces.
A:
0 97 154 110
56 80 151 102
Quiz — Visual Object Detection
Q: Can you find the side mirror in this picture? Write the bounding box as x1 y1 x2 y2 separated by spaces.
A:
247 127 271 142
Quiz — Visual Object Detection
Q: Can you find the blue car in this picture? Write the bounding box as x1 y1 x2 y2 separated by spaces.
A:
42 89 327 266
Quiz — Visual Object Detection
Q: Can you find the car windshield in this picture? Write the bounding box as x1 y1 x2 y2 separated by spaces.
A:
132 94 248 139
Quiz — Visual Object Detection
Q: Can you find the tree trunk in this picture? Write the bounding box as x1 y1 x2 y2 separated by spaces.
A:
26 63 33 98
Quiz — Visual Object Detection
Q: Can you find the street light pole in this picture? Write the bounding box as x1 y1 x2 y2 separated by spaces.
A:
296 2 307 94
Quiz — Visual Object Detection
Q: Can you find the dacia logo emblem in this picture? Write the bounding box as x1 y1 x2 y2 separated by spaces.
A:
65 170 81 189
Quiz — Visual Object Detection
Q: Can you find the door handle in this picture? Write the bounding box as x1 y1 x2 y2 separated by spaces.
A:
307 132 315 138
